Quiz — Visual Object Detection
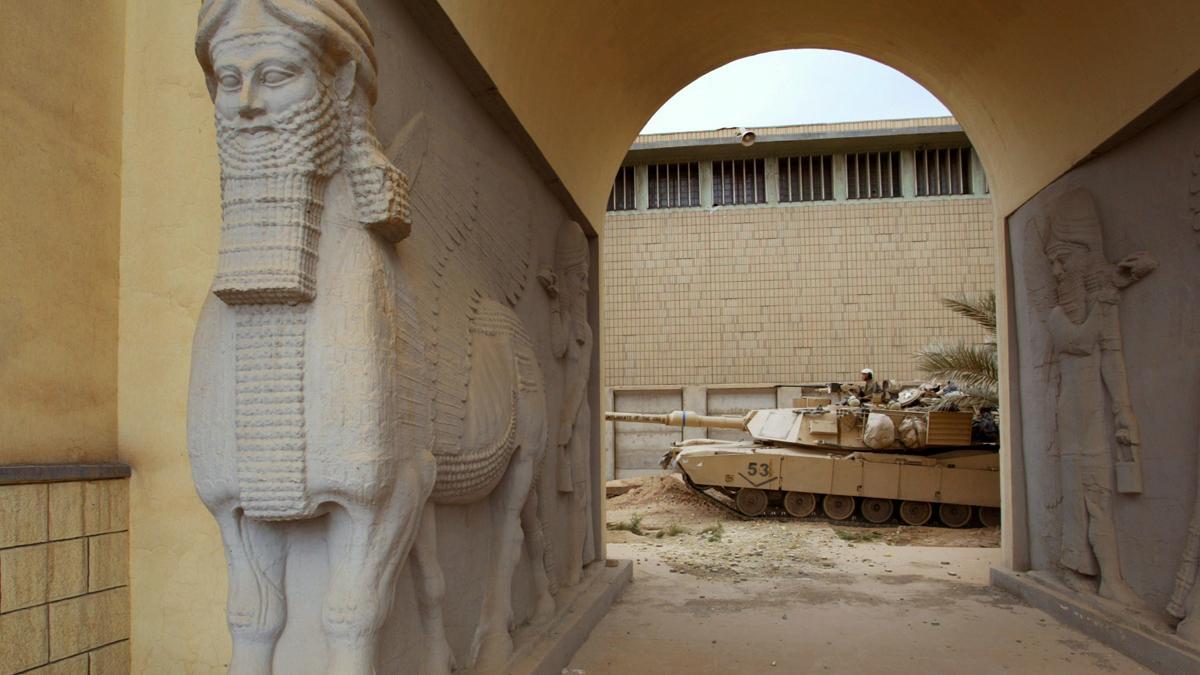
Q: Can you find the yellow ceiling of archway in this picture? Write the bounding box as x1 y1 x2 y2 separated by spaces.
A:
434 0 1200 229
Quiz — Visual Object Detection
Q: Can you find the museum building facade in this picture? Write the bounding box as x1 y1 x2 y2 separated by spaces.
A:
602 117 995 390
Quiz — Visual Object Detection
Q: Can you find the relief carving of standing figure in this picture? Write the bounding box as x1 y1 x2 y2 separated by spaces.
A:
1038 187 1156 606
539 221 595 584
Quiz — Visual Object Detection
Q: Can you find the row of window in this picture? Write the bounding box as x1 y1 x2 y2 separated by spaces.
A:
607 147 977 211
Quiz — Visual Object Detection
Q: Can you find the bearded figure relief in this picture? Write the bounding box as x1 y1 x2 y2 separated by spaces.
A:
189 1 555 673
1033 187 1156 607
539 221 596 584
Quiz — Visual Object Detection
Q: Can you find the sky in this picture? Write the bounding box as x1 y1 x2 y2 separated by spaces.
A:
641 50 950 135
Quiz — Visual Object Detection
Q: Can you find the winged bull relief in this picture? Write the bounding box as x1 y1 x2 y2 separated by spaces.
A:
186 1 592 672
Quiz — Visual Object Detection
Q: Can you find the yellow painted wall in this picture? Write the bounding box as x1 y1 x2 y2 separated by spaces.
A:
116 3 230 671
93 0 1200 669
0 1 125 463
435 0 1200 229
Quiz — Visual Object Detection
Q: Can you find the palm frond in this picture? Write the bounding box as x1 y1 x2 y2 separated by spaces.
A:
940 292 997 336
914 342 998 392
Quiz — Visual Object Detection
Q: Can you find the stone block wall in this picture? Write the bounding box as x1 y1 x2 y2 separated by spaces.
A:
603 197 995 387
0 480 129 674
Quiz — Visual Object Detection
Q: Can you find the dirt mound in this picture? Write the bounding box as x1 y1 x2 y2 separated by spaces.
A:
608 474 725 517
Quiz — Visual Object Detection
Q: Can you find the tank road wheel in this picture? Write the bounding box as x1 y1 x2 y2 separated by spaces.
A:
783 492 817 518
939 503 973 528
860 498 894 524
978 506 1001 528
822 494 856 521
735 488 769 517
898 501 933 526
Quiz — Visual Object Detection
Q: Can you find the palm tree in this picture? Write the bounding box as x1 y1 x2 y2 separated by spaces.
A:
915 291 998 411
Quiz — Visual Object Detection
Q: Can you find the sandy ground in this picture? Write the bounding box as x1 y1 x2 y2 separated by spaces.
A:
566 475 1146 674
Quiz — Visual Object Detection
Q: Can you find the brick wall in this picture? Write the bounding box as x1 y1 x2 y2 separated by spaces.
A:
602 197 994 386
0 480 129 674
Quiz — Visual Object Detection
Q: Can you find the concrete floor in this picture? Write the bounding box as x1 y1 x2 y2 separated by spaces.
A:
568 542 1147 674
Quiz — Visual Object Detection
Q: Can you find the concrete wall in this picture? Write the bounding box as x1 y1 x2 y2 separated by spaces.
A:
0 1 125 463
604 196 994 386
1009 93 1200 622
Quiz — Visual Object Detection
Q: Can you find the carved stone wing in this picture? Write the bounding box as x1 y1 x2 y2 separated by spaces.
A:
388 113 534 456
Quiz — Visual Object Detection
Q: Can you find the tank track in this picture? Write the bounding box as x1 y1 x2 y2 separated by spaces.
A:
678 474 998 528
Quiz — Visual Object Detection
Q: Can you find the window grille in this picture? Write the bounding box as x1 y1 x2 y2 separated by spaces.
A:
647 162 701 209
915 147 973 196
846 151 902 199
607 165 636 211
778 155 834 203
712 158 766 206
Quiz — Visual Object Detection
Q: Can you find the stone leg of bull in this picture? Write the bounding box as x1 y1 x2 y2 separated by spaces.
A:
470 444 539 671
213 508 289 675
322 464 431 675
410 505 455 675
521 485 556 624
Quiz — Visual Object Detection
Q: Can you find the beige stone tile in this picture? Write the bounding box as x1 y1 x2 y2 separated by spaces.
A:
87 533 128 592
47 588 129 661
0 605 48 673
0 543 48 612
83 481 128 536
0 484 48 548
48 483 85 541
88 640 130 675
26 654 88 674
47 539 87 601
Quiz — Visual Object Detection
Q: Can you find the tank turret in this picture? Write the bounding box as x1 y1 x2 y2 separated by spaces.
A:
605 403 985 453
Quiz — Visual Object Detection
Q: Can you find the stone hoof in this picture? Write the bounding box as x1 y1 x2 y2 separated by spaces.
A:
1059 570 1097 595
1098 578 1145 609
565 567 582 588
1177 616 1200 644
326 639 376 675
531 594 557 625
420 639 456 675
228 640 276 675
472 630 514 673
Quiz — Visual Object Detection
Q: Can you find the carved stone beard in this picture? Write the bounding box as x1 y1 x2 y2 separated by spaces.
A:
1055 268 1089 324
213 81 343 305
563 268 590 342
212 80 343 520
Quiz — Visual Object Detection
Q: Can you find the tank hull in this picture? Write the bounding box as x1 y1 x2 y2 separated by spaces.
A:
669 441 1000 526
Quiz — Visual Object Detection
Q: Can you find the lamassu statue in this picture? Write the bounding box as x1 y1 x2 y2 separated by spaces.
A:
189 1 554 672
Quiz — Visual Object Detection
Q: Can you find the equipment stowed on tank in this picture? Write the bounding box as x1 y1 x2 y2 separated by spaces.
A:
604 391 1000 528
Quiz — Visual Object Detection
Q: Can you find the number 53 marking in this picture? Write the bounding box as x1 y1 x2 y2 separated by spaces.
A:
746 462 770 477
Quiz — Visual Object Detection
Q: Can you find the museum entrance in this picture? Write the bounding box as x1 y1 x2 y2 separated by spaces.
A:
582 48 1029 669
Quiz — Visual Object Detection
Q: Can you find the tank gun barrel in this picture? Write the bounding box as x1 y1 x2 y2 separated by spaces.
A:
604 410 749 431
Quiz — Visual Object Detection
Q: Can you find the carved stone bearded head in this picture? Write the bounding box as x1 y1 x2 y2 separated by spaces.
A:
1043 187 1106 324
555 221 590 334
196 0 409 305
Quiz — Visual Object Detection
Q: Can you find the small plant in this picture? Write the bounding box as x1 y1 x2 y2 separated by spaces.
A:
834 529 881 543
698 522 724 542
607 512 644 536
653 523 689 539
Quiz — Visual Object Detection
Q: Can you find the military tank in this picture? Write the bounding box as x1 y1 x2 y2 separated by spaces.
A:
605 393 1000 528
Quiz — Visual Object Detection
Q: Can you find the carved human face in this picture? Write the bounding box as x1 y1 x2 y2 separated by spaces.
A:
212 38 321 137
1046 240 1090 322
1046 241 1088 282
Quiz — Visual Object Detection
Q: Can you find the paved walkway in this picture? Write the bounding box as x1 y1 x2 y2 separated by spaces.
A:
569 542 1146 674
